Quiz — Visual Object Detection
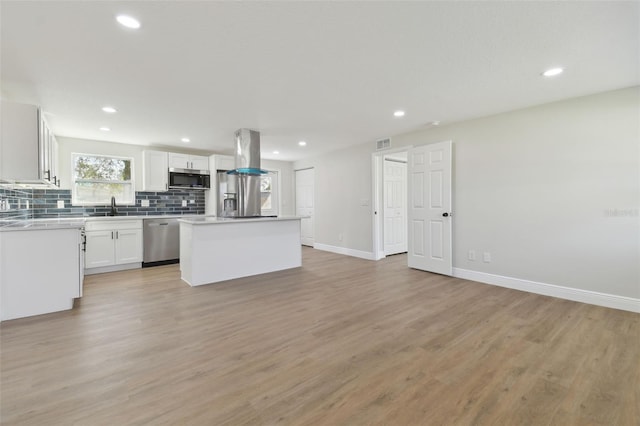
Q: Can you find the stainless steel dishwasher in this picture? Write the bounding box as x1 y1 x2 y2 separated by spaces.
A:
143 218 180 267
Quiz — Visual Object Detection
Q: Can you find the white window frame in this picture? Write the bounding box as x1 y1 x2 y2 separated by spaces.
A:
71 153 135 206
260 170 279 217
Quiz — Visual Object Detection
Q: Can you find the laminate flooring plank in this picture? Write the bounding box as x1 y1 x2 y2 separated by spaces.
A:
1 248 638 425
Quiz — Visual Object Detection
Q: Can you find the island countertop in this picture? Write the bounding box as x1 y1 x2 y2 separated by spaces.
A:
178 216 304 225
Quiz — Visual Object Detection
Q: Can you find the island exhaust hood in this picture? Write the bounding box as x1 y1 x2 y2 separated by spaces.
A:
227 129 268 217
228 129 269 176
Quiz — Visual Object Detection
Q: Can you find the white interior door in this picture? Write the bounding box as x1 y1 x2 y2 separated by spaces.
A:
296 168 315 246
383 158 407 255
407 141 452 275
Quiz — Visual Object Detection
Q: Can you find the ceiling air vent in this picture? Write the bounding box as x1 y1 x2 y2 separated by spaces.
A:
376 138 391 150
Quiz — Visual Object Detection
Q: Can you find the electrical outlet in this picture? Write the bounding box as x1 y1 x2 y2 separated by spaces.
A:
189 199 195 204
141 199 150 207
57 200 65 209
338 233 343 241
181 200 187 207
26 200 30 209
468 250 476 261
483 252 491 263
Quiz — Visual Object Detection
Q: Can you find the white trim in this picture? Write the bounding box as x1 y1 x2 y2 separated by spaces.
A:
371 145 413 261
85 263 141 275
314 243 375 260
453 268 640 313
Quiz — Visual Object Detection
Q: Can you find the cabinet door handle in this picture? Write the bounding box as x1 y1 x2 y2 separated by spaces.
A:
111 231 114 239
116 231 119 239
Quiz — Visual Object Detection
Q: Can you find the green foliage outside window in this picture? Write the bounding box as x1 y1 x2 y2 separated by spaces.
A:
72 154 134 205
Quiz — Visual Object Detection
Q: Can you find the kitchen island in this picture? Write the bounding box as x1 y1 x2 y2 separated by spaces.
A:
178 216 302 286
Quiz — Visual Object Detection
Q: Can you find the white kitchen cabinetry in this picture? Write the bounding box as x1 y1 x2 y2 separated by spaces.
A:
0 228 82 321
189 155 209 170
142 150 169 191
85 220 143 274
0 100 59 185
168 153 209 170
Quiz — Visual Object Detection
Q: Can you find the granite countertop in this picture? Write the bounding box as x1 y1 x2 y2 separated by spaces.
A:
0 214 213 232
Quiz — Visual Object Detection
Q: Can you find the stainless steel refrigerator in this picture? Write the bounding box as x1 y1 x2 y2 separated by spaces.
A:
217 171 262 217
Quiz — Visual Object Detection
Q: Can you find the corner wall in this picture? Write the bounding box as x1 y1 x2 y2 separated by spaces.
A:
295 86 640 301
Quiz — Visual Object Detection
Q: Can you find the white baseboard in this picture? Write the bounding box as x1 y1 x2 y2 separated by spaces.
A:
85 263 141 275
313 243 375 260
453 268 640 313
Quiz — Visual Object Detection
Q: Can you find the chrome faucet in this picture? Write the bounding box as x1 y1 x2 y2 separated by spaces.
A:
110 196 117 216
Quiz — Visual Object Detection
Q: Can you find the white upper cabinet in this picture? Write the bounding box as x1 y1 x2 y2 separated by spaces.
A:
189 155 209 170
0 100 59 184
168 153 209 170
142 150 169 191
1 100 55 184
168 152 189 169
0 100 58 185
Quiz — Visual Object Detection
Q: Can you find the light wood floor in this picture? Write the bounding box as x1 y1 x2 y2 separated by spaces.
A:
1 248 638 425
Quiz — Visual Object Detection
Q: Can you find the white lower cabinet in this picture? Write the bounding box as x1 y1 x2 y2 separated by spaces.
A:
85 220 142 273
115 229 143 264
85 230 115 267
0 228 83 321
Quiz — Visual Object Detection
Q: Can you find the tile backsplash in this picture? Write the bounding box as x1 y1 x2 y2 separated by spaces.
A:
0 186 33 221
1 186 205 220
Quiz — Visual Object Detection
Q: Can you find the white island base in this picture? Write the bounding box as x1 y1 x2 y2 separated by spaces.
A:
179 217 302 286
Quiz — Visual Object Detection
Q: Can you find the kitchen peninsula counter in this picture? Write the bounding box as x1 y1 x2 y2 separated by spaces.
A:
178 216 303 286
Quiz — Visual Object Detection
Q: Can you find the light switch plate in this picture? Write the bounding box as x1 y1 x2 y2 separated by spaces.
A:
57 200 65 209
181 200 187 207
141 199 150 207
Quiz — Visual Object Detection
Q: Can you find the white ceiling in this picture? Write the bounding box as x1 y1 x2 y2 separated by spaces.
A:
1 1 638 161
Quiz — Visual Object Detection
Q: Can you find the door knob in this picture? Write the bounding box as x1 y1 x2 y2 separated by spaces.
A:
442 212 449 217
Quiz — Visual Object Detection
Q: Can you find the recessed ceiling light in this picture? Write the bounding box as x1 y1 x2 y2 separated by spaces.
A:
181 138 190 143
99 127 110 132
116 15 141 29
102 106 117 113
393 110 405 117
273 151 280 155
298 141 307 146
431 121 440 126
542 67 563 77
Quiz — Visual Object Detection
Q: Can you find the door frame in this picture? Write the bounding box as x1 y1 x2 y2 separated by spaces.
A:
371 146 412 261
295 167 315 247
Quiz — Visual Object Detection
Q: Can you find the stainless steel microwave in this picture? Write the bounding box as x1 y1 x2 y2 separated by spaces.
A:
168 168 210 189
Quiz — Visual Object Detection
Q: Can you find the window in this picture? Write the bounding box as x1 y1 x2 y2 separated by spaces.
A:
72 153 134 205
260 171 278 216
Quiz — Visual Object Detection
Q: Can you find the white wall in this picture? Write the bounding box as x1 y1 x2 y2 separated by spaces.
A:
295 86 640 299
295 141 375 252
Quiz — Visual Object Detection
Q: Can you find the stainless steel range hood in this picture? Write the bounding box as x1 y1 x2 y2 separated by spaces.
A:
229 129 268 176
227 129 267 217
